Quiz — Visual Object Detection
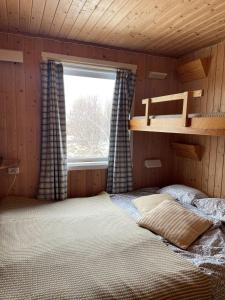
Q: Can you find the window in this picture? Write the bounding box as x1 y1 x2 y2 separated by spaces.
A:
63 64 116 168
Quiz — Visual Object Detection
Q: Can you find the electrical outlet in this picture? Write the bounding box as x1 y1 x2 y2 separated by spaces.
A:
8 167 20 175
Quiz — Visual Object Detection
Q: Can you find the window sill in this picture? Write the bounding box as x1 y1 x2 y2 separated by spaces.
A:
67 161 108 171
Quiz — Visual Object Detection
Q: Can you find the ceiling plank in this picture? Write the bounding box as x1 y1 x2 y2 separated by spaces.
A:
67 0 102 39
81 0 129 43
91 0 144 42
75 0 115 40
0 0 8 31
39 0 60 35
29 0 47 34
6 0 19 32
57 0 87 38
101 0 170 47
19 0 33 33
49 0 73 37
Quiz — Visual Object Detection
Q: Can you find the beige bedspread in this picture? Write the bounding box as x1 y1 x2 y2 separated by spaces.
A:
0 193 212 299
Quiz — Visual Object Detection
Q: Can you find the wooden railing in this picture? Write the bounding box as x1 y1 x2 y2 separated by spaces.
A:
142 89 203 127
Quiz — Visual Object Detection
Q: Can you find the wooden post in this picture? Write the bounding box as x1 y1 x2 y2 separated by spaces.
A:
142 99 150 126
181 91 190 127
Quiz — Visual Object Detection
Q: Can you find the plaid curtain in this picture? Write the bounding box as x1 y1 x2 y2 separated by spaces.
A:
37 61 67 201
107 69 136 194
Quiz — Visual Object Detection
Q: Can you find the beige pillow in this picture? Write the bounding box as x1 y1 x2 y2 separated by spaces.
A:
133 193 175 214
137 200 213 249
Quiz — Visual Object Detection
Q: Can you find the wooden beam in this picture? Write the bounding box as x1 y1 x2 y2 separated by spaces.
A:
150 90 203 103
42 52 137 73
0 49 23 63
151 92 186 103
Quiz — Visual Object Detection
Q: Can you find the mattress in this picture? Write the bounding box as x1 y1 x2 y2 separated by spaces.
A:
148 112 225 119
111 189 225 300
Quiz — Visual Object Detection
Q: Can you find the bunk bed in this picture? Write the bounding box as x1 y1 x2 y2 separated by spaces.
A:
130 89 225 136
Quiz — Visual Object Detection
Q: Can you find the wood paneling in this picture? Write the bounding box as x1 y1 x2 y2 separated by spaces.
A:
1 1 225 56
173 41 225 197
68 169 107 198
0 32 177 198
132 54 177 189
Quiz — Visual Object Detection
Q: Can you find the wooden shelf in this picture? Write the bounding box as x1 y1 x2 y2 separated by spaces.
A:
130 117 225 136
130 119 225 136
176 57 210 82
171 143 202 161
129 89 225 137
0 159 19 171
0 49 23 63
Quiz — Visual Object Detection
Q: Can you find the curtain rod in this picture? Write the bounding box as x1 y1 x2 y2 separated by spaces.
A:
41 52 137 73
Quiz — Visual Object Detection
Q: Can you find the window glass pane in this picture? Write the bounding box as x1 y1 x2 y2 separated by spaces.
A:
64 72 115 162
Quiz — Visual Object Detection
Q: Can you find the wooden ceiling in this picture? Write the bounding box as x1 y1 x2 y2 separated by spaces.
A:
1 0 225 56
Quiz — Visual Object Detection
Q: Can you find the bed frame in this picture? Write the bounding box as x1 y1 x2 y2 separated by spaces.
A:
130 89 225 136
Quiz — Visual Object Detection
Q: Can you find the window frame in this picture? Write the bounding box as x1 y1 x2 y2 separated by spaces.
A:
63 64 116 170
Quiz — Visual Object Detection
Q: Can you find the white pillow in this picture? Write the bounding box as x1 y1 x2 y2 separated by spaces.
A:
158 185 207 205
193 198 225 221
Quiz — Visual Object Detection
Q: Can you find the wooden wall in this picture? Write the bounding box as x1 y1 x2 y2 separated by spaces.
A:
133 56 177 189
0 32 177 198
173 41 225 197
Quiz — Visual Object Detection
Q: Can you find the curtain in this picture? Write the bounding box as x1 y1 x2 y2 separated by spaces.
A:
37 61 67 201
107 69 136 194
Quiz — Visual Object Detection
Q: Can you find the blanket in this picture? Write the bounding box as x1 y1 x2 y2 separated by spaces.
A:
0 193 212 299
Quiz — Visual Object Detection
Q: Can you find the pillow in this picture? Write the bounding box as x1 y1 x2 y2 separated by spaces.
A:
132 194 175 214
137 200 212 249
193 198 225 221
158 184 207 205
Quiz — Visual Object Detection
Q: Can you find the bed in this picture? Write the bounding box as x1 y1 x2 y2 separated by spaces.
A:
111 187 225 300
0 188 224 299
130 90 225 136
